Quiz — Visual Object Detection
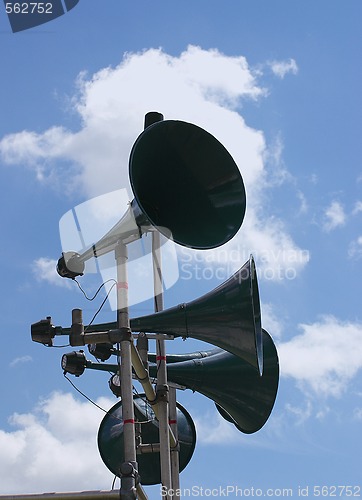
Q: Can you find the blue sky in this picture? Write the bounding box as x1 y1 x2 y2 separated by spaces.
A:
0 1 361 496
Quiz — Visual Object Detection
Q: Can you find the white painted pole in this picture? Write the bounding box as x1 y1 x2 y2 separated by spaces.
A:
115 242 138 499
169 386 180 497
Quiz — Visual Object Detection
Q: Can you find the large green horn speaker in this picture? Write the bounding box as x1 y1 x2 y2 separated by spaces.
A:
131 256 263 375
129 119 246 250
57 119 246 278
97 394 196 486
150 329 279 434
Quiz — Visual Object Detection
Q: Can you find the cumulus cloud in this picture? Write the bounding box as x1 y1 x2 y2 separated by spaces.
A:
192 410 241 445
0 46 308 282
33 257 71 288
268 58 298 79
278 316 362 397
191 402 288 452
322 201 346 232
0 46 265 198
261 303 284 339
0 392 115 494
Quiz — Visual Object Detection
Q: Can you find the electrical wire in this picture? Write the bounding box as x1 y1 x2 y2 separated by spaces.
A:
84 281 117 333
74 278 117 302
63 372 122 422
47 343 70 348
73 277 117 332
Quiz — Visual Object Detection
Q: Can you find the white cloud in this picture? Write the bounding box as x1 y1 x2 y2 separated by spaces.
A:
268 58 299 79
0 127 75 184
0 46 308 282
284 401 313 425
177 212 310 284
193 410 241 445
348 236 362 260
296 191 308 214
33 257 71 288
322 201 346 232
352 200 362 215
242 213 310 281
0 392 115 494
261 303 284 339
278 316 362 397
9 356 32 368
263 133 293 186
1 46 265 199
192 404 290 453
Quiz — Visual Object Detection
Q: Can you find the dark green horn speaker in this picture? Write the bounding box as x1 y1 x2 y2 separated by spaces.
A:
90 329 278 436
98 394 196 485
131 256 263 374
150 329 279 434
129 119 246 250
57 119 246 277
53 257 264 373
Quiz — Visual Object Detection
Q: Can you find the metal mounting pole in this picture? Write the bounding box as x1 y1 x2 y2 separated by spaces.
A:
169 385 180 497
143 110 180 499
152 231 173 500
115 242 138 500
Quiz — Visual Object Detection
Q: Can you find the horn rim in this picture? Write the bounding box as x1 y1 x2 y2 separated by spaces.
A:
250 255 263 375
214 328 279 434
129 119 246 250
130 256 263 373
163 329 279 434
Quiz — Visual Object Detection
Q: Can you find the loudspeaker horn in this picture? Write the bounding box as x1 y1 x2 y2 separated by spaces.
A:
97 394 196 486
42 256 262 372
57 118 246 278
150 329 279 434
131 255 263 375
66 329 278 434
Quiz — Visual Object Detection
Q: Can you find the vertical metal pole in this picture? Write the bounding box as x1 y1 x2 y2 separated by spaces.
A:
169 386 180 497
115 242 138 500
145 110 180 498
152 231 172 499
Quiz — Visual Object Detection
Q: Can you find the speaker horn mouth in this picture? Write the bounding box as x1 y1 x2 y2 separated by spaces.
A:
152 328 278 434
129 120 246 250
131 255 263 374
250 256 263 375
